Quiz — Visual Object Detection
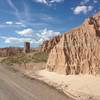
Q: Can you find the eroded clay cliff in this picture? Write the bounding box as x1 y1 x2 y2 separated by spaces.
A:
46 12 100 75
41 35 61 53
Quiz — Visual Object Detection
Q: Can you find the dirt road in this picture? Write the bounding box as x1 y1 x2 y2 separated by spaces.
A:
0 65 74 100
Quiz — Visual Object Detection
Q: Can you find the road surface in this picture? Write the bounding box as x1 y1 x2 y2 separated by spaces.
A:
0 65 74 100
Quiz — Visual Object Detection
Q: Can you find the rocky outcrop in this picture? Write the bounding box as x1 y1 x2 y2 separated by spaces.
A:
24 42 30 53
41 35 61 53
46 12 100 75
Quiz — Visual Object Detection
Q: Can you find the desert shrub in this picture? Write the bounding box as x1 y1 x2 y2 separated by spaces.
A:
32 52 48 63
0 51 48 66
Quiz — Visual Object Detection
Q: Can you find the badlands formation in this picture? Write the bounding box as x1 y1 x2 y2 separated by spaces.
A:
46 12 100 75
41 35 61 53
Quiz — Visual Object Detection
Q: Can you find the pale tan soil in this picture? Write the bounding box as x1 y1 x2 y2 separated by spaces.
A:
26 70 100 100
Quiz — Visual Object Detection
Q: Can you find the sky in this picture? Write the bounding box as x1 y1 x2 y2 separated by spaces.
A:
0 0 100 48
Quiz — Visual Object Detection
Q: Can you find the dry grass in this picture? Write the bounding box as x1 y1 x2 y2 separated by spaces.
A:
0 51 48 65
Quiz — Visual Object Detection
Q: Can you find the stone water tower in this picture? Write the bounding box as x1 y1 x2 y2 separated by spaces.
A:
24 42 30 53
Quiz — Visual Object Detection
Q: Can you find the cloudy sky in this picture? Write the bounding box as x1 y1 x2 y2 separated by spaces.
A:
0 0 100 47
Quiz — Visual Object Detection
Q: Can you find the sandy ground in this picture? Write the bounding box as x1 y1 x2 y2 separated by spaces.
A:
2 61 100 100
26 70 100 100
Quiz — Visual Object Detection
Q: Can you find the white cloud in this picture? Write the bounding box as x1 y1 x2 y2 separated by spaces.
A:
1 36 37 45
35 0 47 4
40 14 54 21
37 28 60 44
5 21 13 25
17 28 33 36
6 21 23 25
17 28 60 44
93 0 98 3
4 21 26 28
15 22 26 27
5 37 21 44
1 36 22 44
15 22 23 25
34 0 64 5
50 0 64 3
73 5 93 14
1 28 60 46
88 6 93 11
80 0 90 5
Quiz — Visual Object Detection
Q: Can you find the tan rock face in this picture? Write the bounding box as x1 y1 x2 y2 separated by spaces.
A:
46 12 100 75
41 35 61 53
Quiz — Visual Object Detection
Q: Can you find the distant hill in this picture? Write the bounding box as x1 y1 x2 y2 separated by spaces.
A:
0 47 41 57
0 47 23 57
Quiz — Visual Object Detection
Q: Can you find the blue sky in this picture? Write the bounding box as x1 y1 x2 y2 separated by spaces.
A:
0 0 100 47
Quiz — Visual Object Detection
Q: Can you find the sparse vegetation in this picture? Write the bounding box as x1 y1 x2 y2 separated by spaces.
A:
0 51 48 66
32 52 48 63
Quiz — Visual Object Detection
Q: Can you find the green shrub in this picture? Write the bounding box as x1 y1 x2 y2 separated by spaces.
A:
32 52 48 63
